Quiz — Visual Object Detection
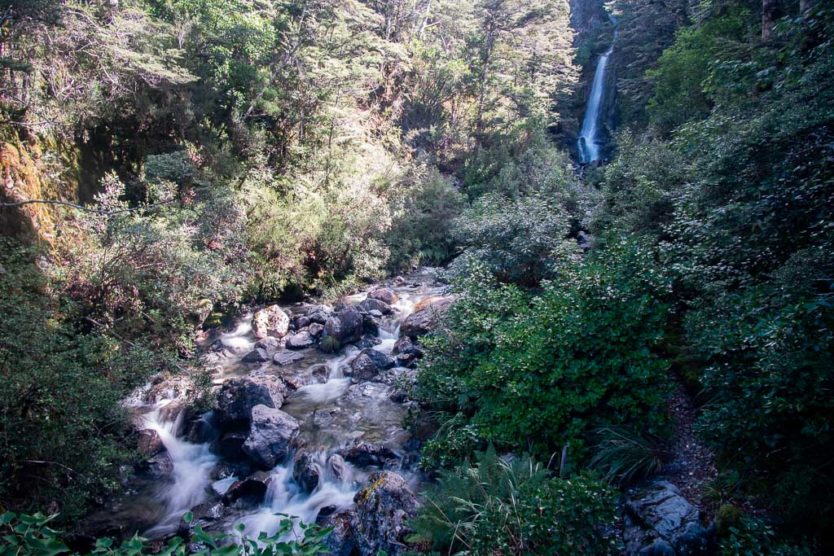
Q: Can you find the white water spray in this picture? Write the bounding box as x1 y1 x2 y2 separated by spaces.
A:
578 17 618 164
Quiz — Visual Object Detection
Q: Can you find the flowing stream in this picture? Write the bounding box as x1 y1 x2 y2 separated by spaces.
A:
115 269 447 543
577 16 619 164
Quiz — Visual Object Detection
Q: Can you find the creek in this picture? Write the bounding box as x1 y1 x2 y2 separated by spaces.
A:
108 268 449 548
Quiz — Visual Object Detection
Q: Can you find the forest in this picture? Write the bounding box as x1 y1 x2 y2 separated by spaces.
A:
0 0 831 554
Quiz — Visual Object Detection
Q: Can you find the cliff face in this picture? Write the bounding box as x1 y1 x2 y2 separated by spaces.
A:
0 139 81 243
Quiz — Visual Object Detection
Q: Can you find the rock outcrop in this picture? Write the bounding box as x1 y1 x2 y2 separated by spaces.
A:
352 471 418 556
623 481 716 555
242 404 300 469
252 305 290 339
400 297 453 339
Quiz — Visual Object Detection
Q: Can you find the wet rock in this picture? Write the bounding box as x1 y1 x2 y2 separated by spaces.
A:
75 505 159 545
215 377 285 426
146 375 199 405
317 508 357 556
310 364 329 383
308 322 324 338
242 405 300 469
354 336 381 350
292 452 321 493
242 347 270 363
157 401 189 435
213 431 248 461
191 500 226 524
252 305 290 339
137 429 164 457
273 350 305 366
640 539 676 555
327 454 349 482
362 314 380 336
358 298 393 315
286 330 315 350
341 443 398 468
223 471 272 506
255 337 282 352
306 306 331 325
144 451 174 477
368 287 398 305
353 471 418 556
349 349 395 381
624 481 715 555
186 413 217 444
322 308 364 349
400 297 453 339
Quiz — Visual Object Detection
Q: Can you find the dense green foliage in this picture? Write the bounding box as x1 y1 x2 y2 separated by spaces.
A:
416 240 671 462
411 448 618 555
0 512 329 555
2 0 833 552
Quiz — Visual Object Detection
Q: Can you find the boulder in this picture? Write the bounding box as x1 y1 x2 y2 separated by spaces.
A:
368 288 398 305
223 471 272 506
358 298 393 315
310 364 329 383
286 330 316 350
317 508 357 556
215 377 286 426
252 305 290 339
137 429 165 457
273 351 305 366
400 297 453 339
340 443 398 468
242 347 270 363
144 451 174 477
212 431 248 461
306 306 331 325
191 500 226 525
308 323 325 338
349 349 395 382
327 454 349 482
353 471 418 556
292 452 321 493
242 405 300 469
255 337 282 352
322 308 364 349
624 481 716 555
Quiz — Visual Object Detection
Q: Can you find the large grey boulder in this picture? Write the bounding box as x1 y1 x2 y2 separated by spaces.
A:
400 297 453 339
242 405 300 469
352 471 418 556
624 481 716 555
252 305 290 339
215 377 286 426
368 287 398 305
286 330 316 350
317 508 357 556
321 308 364 350
358 298 393 315
349 349 395 381
292 452 321 493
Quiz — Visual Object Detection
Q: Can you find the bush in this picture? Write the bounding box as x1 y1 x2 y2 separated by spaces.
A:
411 448 619 555
385 167 466 272
0 511 329 555
589 426 669 486
416 240 672 459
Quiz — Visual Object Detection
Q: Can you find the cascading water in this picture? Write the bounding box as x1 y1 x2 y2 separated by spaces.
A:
577 16 619 164
115 269 446 545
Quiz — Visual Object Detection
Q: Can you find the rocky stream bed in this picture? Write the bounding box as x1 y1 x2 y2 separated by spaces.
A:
75 267 719 556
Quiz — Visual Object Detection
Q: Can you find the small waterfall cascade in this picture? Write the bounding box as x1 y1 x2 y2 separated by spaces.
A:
113 268 447 544
577 15 619 164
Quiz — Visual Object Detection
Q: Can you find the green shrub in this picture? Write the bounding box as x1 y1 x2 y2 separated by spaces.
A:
411 448 619 555
416 239 672 460
589 426 668 486
0 511 329 555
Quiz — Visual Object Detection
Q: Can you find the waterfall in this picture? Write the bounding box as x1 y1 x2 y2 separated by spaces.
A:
578 17 618 164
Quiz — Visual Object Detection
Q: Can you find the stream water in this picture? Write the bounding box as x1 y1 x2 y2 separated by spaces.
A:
116 269 447 543
577 16 619 164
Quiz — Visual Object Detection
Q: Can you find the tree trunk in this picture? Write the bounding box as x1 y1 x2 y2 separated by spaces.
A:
761 0 781 41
